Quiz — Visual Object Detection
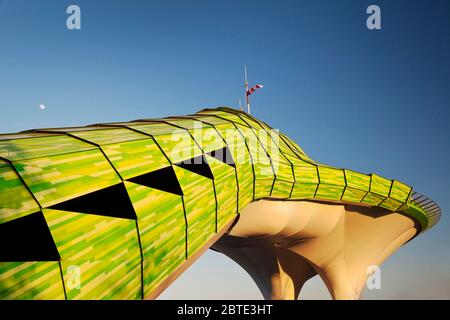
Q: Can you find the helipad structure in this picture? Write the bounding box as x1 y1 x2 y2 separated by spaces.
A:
0 107 440 299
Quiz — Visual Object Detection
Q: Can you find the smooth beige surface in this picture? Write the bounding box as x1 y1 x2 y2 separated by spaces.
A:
212 200 418 300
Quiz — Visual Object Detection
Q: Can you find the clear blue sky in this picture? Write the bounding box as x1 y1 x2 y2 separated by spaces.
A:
0 0 449 299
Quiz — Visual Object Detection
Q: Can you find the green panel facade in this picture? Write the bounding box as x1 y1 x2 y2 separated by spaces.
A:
174 166 216 257
124 181 186 296
205 155 238 231
44 208 142 300
0 160 40 224
0 262 65 299
14 149 121 207
0 107 440 300
0 135 95 161
102 139 170 180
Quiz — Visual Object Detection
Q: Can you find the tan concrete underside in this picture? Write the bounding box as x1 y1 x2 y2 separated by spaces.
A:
212 200 418 300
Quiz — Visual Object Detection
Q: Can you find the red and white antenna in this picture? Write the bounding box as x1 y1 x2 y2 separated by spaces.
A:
244 65 250 114
244 66 263 115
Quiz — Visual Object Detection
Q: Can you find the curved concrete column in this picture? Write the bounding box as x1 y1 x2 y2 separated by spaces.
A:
213 200 418 300
213 237 316 300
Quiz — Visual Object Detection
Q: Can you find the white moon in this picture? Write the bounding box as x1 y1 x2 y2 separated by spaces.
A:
39 104 46 110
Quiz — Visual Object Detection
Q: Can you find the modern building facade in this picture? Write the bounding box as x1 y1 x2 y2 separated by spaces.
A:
0 107 440 299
